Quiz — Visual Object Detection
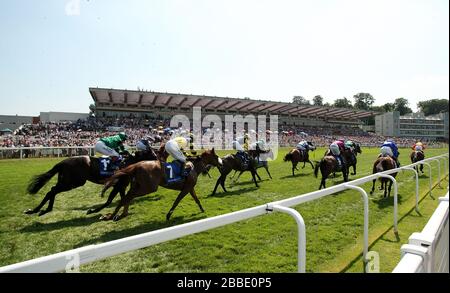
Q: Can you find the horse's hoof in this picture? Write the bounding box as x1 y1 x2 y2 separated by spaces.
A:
166 213 172 221
24 209 35 215
38 210 48 217
113 215 121 222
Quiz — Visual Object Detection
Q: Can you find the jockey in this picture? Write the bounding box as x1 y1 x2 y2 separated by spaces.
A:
233 133 251 168
94 132 128 168
380 139 400 167
136 138 151 151
164 135 192 177
330 140 345 169
345 140 355 151
412 141 425 152
296 140 310 158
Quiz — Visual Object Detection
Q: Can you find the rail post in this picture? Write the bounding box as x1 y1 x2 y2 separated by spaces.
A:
269 205 306 273
400 167 420 212
344 184 369 264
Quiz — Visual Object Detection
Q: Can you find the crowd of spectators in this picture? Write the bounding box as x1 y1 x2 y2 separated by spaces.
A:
0 117 446 150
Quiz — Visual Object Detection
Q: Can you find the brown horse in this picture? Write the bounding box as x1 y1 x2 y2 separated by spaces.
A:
314 155 349 189
284 148 315 176
410 150 425 173
230 149 274 182
24 148 158 216
324 144 361 176
99 148 221 221
370 156 398 197
211 149 265 196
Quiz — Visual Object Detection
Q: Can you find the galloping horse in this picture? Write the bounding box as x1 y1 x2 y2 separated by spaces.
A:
211 148 265 196
324 143 361 175
370 155 398 197
24 148 158 216
100 148 221 221
230 148 274 182
410 150 425 173
314 155 349 190
284 143 316 176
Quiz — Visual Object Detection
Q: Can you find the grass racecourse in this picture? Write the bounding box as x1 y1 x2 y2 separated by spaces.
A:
0 147 448 272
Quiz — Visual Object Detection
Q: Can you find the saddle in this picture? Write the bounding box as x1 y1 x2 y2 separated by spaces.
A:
99 156 121 177
236 152 250 169
162 161 193 184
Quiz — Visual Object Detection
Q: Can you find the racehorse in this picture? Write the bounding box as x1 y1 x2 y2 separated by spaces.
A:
370 156 398 198
314 155 349 190
230 149 274 182
99 148 221 221
24 148 158 216
211 148 265 196
284 144 316 176
410 150 425 173
324 143 361 175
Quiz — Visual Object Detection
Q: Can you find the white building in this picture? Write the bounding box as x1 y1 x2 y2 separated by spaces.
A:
376 111 449 141
39 112 89 123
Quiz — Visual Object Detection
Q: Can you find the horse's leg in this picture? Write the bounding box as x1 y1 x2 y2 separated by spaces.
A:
166 189 190 221
255 169 262 181
212 176 222 196
387 180 393 198
250 169 259 187
189 188 204 213
308 160 315 170
383 180 388 198
264 165 272 179
302 161 306 169
370 179 376 195
220 173 228 192
292 162 298 176
25 184 73 216
87 186 121 215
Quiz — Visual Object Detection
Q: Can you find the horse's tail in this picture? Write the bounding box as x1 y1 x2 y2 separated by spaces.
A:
314 160 321 178
284 151 293 162
27 162 61 194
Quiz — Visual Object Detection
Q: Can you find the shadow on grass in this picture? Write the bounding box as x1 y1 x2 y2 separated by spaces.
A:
208 187 259 198
73 214 206 248
20 214 101 233
231 179 270 187
71 195 163 212
371 194 404 209
278 173 311 179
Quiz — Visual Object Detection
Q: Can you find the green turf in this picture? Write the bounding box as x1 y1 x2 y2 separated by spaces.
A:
0 147 448 272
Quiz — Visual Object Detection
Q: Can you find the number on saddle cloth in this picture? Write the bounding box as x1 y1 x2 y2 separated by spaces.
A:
99 157 114 177
163 161 183 184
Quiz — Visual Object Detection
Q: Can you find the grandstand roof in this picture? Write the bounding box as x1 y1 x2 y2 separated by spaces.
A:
89 87 377 119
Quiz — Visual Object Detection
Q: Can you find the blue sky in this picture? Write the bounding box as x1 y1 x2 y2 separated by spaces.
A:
0 0 448 116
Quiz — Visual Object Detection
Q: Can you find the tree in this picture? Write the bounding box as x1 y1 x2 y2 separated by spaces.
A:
393 98 412 115
89 104 96 114
371 105 386 113
312 95 324 106
333 97 353 108
382 103 395 113
293 96 310 105
353 93 375 110
417 99 449 116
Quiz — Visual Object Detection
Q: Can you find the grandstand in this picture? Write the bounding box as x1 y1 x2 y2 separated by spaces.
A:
89 87 377 128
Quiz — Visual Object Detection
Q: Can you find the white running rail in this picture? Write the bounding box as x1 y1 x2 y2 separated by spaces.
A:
0 154 448 273
393 192 449 273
